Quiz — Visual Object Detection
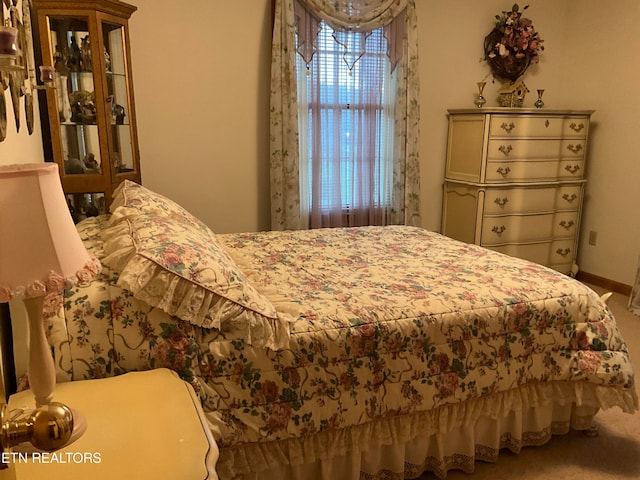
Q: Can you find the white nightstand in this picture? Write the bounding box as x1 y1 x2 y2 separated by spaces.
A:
2 369 218 480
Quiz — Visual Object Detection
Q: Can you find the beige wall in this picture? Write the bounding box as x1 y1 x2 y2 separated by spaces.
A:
2 2 634 285
561 1 640 287
118 0 640 286
0 89 44 163
129 0 272 233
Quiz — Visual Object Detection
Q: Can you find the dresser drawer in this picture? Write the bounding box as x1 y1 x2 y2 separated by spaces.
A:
486 159 585 183
487 139 559 160
484 185 583 215
557 160 585 180
486 160 558 182
490 240 576 270
487 138 585 160
489 115 589 138
481 213 554 245
490 242 551 265
484 186 560 215
487 139 587 160
555 185 583 210
563 118 590 137
481 212 579 245
490 115 563 137
553 211 579 238
550 239 575 264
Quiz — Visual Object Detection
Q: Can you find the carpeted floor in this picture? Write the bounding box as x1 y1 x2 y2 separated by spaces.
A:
419 284 640 480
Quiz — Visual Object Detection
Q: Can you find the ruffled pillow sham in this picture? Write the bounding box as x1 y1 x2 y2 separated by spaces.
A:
102 209 291 350
110 180 210 234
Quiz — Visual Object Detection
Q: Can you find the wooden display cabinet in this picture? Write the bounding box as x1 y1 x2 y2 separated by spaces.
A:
32 0 140 221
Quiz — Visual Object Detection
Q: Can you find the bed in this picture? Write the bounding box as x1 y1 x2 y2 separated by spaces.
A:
42 181 637 480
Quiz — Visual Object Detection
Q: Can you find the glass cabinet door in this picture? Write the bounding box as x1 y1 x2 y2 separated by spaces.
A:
101 20 135 176
66 192 106 222
49 17 103 178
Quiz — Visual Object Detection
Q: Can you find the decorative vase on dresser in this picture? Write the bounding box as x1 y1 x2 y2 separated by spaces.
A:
441 108 593 276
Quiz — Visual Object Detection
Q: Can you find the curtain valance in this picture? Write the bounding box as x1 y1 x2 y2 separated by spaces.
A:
298 0 407 31
294 0 407 72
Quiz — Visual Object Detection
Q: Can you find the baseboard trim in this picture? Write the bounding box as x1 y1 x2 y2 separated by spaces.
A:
576 271 632 296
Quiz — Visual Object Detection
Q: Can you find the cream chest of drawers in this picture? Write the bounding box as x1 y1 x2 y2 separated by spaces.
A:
441 108 593 275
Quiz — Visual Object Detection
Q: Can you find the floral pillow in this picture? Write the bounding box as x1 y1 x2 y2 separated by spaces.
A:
102 209 291 350
110 180 210 234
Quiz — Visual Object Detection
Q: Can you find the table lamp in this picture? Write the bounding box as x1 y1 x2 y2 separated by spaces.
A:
0 163 100 460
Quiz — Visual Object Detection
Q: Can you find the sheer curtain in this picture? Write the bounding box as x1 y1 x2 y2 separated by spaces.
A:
298 23 396 228
270 0 420 230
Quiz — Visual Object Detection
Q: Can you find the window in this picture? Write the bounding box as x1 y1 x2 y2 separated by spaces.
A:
270 0 419 231
296 22 396 227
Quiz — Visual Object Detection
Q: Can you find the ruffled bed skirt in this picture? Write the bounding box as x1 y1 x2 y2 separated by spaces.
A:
221 381 637 480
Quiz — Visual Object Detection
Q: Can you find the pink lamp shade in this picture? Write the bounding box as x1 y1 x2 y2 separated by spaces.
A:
0 163 101 303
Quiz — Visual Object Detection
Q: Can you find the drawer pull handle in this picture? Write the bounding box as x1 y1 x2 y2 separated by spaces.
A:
565 164 581 174
556 248 571 257
569 122 585 133
566 144 583 154
500 122 516 133
559 220 575 230
496 167 511 177
545 119 550 128
562 193 578 203
492 225 506 236
494 197 509 208
498 145 513 156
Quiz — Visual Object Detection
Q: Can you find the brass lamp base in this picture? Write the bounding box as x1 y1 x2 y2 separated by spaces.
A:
0 401 81 467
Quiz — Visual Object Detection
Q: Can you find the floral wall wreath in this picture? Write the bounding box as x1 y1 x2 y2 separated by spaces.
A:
483 4 544 82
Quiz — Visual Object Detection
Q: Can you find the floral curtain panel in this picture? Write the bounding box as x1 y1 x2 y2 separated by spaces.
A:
270 0 420 230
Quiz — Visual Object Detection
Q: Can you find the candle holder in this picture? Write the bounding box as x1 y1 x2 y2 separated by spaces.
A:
535 89 545 108
40 65 55 83
36 65 57 90
0 25 21 71
474 81 487 108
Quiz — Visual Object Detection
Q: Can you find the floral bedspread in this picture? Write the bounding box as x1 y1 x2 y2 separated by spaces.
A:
47 217 637 478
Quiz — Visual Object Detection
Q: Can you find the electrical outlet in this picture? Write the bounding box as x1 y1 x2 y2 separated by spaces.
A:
588 230 598 246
